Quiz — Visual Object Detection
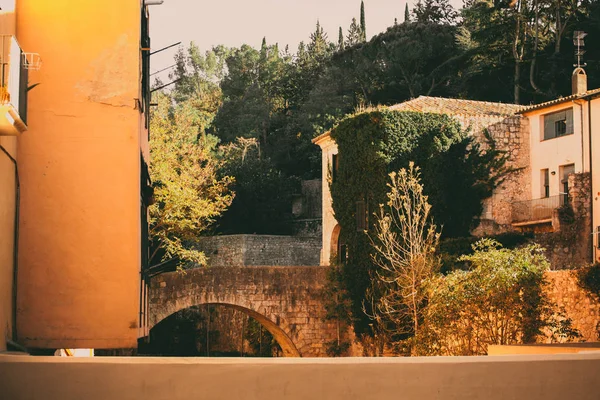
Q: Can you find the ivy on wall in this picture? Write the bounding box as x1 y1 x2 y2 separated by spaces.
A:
329 109 508 334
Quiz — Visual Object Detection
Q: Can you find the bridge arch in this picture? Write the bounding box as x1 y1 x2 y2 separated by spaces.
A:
149 266 338 357
150 302 300 357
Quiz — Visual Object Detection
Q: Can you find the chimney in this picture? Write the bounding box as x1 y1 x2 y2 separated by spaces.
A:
572 67 587 95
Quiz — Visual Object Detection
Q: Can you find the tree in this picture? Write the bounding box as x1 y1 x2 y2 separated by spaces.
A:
338 26 345 50
368 163 441 356
413 0 458 25
360 1 367 41
347 17 363 46
425 240 580 355
404 3 411 22
216 137 300 234
149 92 233 267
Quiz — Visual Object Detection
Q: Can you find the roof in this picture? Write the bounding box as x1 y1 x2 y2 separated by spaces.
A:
518 88 600 114
312 130 331 145
312 96 522 145
388 96 523 117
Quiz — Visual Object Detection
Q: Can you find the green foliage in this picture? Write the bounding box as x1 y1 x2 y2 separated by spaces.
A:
216 138 299 234
438 232 533 273
577 263 600 300
329 109 482 333
149 92 233 267
424 240 580 355
245 318 280 357
413 0 458 25
360 1 367 41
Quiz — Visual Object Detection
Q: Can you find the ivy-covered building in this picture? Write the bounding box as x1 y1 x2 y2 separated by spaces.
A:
314 68 600 269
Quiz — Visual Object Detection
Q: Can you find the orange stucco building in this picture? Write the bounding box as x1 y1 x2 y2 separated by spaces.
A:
0 0 153 352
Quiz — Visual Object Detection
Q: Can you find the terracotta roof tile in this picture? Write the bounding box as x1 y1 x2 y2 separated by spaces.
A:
388 96 522 117
518 88 600 113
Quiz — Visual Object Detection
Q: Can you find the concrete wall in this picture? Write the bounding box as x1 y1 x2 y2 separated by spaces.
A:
13 0 143 349
198 235 321 267
590 98 600 263
0 2 19 354
488 343 600 355
1 354 600 400
525 103 588 200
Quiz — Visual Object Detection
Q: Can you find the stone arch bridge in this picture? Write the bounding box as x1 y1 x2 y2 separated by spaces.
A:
149 266 338 357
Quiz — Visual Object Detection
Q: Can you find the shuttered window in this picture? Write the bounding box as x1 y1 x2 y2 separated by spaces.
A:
356 200 367 232
543 108 573 140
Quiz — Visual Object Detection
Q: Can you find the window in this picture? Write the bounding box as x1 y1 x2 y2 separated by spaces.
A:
560 164 575 204
543 108 573 140
331 154 339 182
541 169 550 198
356 199 367 232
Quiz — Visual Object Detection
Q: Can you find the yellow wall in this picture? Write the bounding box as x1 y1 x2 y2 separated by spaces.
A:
14 0 143 348
0 5 18 352
0 136 17 351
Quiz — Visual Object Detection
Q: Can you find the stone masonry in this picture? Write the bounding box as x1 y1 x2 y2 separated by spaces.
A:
149 266 338 357
545 270 600 342
196 235 321 267
472 115 531 235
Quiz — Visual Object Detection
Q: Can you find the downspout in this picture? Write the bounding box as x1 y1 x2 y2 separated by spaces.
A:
588 99 594 262
0 144 19 343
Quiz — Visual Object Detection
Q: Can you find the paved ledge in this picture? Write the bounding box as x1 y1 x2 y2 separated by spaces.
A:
1 354 600 399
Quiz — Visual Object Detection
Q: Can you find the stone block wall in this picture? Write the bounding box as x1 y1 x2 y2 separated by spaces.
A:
472 115 531 236
196 235 321 267
544 270 600 342
536 173 592 269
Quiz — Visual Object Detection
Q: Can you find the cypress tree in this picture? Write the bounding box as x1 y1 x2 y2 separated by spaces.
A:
404 3 410 22
338 26 345 50
394 17 398 26
360 1 367 42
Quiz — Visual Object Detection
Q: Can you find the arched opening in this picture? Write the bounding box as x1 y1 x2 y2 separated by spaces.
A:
330 224 346 265
142 303 300 357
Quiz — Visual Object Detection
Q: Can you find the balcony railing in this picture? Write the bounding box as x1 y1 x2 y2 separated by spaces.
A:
511 195 565 224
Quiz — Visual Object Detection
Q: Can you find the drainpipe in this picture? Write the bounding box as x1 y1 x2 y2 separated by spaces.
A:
0 144 19 343
588 99 594 263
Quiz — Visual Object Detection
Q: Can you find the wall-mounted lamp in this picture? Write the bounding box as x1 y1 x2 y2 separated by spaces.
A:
551 171 556 175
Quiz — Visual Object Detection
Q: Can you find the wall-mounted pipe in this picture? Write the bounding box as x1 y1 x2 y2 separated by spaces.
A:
0 143 19 343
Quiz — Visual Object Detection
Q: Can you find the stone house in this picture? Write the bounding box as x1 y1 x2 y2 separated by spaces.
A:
313 68 600 268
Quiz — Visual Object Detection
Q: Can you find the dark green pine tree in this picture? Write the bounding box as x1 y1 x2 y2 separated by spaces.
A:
338 26 345 50
360 1 367 42
347 17 362 46
404 3 410 22
394 17 398 26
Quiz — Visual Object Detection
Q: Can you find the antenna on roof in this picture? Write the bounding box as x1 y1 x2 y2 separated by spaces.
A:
573 31 587 69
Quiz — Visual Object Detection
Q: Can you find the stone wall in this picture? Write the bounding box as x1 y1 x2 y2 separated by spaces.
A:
545 270 600 342
472 116 531 236
149 266 339 357
196 235 321 267
536 173 592 269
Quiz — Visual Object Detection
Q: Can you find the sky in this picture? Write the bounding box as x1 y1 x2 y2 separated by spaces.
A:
149 0 464 79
